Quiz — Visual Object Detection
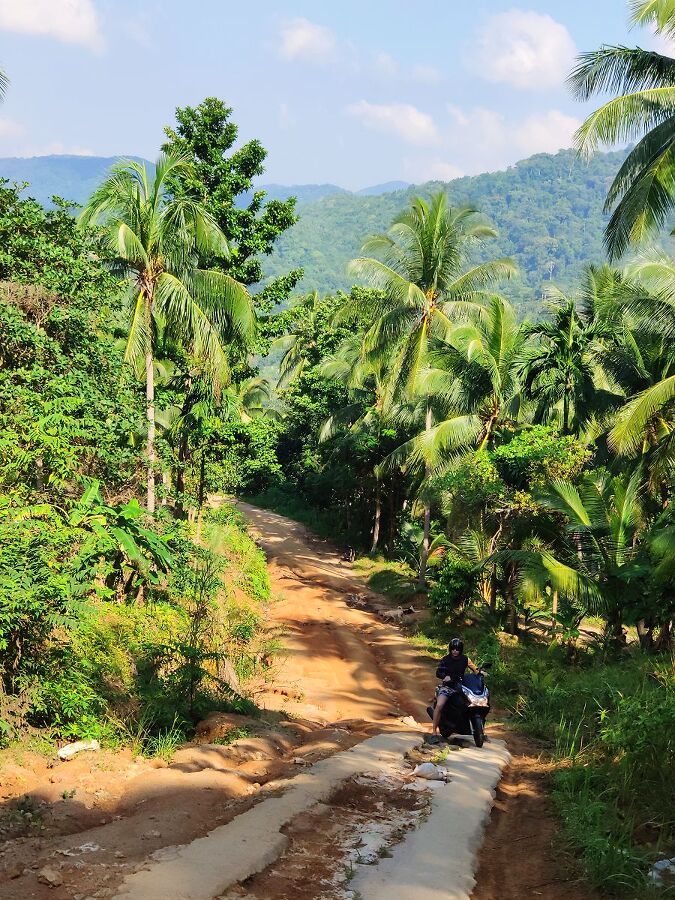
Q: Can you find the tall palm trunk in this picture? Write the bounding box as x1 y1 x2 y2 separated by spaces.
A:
144 291 156 514
562 364 573 434
489 566 498 614
418 404 432 588
371 480 382 553
175 433 189 517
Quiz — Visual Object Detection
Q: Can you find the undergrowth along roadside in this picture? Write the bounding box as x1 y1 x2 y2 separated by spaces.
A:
0 504 273 759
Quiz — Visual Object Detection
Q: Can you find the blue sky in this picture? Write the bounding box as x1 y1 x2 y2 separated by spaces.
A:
0 1 664 189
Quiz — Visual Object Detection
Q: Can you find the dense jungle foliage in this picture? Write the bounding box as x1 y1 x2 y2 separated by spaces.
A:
1 1 675 885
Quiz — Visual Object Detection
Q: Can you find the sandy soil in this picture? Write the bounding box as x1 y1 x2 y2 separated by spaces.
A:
0 501 597 899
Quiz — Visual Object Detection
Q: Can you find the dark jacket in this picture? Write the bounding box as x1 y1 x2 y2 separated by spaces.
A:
436 653 469 682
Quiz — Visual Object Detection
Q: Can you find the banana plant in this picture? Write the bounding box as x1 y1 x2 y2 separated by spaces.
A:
69 481 174 594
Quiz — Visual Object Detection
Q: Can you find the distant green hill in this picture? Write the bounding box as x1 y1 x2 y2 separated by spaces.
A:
0 155 150 207
2 148 664 318
262 148 648 318
0 156 408 209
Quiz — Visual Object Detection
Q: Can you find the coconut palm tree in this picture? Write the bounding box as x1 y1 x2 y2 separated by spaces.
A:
606 253 675 486
383 295 526 480
80 154 254 512
347 192 516 584
520 269 624 434
272 290 323 387
570 0 675 259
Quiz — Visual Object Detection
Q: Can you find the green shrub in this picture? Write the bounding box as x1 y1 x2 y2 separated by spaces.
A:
492 425 592 488
474 631 504 674
428 555 478 620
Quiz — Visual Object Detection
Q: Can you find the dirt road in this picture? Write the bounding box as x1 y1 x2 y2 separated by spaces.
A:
0 502 438 899
0 501 596 899
233 502 597 900
234 500 436 726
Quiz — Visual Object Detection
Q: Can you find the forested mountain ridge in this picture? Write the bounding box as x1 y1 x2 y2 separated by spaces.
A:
264 147 642 317
0 147 666 318
0 154 150 208
0 155 407 208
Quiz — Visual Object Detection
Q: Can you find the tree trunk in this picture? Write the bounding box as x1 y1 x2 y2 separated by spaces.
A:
418 405 432 588
196 449 206 541
371 482 382 553
35 456 44 492
636 619 654 652
504 562 518 634
175 432 189 518
161 471 170 506
655 618 672 652
607 609 626 648
386 484 396 554
145 345 156 514
489 566 498 615
550 589 559 638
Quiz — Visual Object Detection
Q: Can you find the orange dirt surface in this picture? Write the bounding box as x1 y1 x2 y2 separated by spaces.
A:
0 501 597 899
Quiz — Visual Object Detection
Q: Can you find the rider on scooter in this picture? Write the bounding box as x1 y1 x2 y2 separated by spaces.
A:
431 638 478 738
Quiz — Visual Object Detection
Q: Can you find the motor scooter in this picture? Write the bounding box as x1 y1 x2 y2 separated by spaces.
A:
426 663 491 747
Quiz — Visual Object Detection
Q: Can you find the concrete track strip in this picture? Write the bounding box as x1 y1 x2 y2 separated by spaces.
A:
115 732 509 900
114 733 417 900
351 737 511 900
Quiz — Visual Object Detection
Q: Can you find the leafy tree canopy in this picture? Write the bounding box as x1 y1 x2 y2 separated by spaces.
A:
161 97 302 307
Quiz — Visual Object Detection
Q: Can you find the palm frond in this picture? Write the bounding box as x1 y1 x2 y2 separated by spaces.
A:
609 373 675 454
604 130 675 259
569 46 675 101
154 271 229 387
630 0 675 38
190 269 255 340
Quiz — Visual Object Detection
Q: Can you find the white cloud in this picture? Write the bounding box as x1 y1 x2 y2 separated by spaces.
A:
402 157 465 184
412 64 443 85
346 101 439 146
444 103 580 174
279 17 336 63
448 105 505 148
123 11 153 49
515 109 581 156
0 0 102 51
374 51 398 77
8 140 94 157
278 102 295 130
645 26 675 56
34 141 95 156
473 10 576 90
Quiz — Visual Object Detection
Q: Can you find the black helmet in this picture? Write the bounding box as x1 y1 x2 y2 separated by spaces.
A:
449 638 463 654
